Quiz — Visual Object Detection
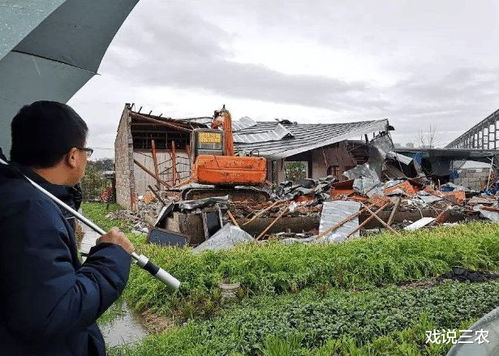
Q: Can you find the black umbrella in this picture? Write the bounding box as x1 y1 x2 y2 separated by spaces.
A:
0 0 139 154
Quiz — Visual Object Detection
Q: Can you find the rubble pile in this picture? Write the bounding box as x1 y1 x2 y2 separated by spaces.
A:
272 176 336 203
110 160 498 251
105 197 164 233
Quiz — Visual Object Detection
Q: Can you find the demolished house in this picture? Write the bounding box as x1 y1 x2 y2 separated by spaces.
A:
114 104 210 210
112 103 499 249
115 103 393 210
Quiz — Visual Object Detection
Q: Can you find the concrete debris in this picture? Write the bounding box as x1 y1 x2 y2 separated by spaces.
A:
467 196 496 205
193 223 254 253
105 209 152 233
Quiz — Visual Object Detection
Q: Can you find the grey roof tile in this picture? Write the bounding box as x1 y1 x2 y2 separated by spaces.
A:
234 119 389 159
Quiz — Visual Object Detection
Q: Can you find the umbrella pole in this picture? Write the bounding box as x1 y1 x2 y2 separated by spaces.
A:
0 158 180 289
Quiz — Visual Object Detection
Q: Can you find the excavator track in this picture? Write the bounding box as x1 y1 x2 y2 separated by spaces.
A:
182 186 271 203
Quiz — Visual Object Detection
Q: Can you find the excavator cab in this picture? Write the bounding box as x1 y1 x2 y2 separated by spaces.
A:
191 129 224 158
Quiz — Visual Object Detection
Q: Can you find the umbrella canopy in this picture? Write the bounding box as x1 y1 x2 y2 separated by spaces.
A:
0 0 139 156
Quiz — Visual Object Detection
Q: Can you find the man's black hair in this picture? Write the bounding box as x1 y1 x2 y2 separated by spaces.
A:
10 101 88 168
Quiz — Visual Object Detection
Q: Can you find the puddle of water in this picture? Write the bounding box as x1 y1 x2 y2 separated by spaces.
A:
100 304 149 347
79 214 149 346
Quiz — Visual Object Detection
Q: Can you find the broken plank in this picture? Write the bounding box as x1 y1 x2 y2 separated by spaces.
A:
171 140 178 185
227 210 239 227
387 197 401 226
151 139 161 188
359 202 400 235
241 200 285 226
134 159 171 188
347 202 391 238
256 205 289 240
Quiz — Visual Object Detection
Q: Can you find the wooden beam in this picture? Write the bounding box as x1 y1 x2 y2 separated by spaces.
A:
171 140 178 185
387 197 401 226
347 202 390 238
359 202 400 235
147 185 165 205
227 210 239 227
186 144 192 167
133 159 171 188
131 113 192 133
151 140 161 188
256 205 289 240
321 147 329 169
242 200 285 226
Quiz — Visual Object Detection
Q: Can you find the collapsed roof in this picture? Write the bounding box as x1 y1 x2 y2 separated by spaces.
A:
124 105 392 160
231 118 391 160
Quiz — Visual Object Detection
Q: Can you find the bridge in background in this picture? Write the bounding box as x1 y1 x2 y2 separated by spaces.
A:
447 109 499 149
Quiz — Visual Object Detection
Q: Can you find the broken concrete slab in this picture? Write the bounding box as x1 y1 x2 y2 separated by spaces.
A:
193 223 254 253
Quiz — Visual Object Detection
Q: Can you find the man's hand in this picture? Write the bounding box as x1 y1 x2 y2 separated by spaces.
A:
97 227 134 254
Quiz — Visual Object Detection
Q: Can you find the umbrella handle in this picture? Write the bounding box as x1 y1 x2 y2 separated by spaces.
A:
132 253 180 288
0 158 180 289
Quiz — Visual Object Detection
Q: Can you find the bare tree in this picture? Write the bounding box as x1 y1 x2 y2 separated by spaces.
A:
418 125 439 148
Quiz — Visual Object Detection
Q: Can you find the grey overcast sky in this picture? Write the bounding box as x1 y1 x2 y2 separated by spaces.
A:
68 0 499 159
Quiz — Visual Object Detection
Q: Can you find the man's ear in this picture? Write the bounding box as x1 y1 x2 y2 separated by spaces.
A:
65 147 79 169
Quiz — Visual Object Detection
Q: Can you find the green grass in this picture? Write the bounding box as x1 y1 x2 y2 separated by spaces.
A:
81 203 499 355
109 281 499 356
83 203 499 321
125 224 498 321
82 202 134 233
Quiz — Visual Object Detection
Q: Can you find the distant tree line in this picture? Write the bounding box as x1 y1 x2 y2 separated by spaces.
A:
80 158 114 202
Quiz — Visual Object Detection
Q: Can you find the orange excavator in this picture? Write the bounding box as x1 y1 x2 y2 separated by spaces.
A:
182 106 270 202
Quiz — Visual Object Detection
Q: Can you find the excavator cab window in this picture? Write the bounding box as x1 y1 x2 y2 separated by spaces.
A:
191 128 224 161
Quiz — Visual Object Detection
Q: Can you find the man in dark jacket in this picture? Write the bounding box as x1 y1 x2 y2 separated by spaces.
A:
0 101 134 355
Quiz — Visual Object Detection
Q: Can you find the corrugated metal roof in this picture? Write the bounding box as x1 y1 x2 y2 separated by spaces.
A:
129 109 390 159
232 116 257 131
234 119 390 159
233 123 294 143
